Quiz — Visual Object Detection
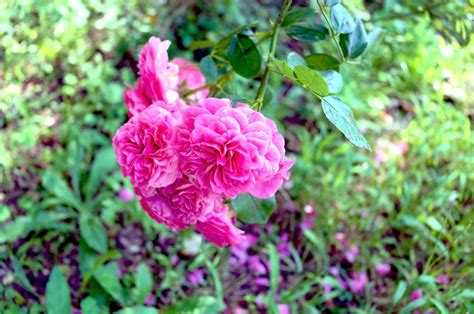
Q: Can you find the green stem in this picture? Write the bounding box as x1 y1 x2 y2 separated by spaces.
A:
316 0 345 62
254 0 293 111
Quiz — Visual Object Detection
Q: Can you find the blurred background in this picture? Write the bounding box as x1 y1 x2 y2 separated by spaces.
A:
0 0 473 313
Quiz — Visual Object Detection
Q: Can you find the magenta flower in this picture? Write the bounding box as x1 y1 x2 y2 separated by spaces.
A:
124 37 179 116
248 256 267 275
173 58 209 102
375 262 391 277
176 98 294 199
410 289 423 301
277 233 290 257
374 140 409 164
436 274 449 285
187 269 205 286
335 232 348 248
277 304 290 314
118 187 135 202
348 271 367 294
195 206 244 246
139 176 221 230
113 104 180 196
344 245 359 263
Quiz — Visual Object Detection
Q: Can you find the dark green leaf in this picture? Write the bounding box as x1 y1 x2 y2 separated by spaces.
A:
86 145 117 199
392 280 407 305
115 307 158 314
227 34 262 79
321 70 343 93
287 52 307 69
340 19 368 59
80 297 101 314
12 257 36 295
400 297 428 314
199 56 218 83
294 66 329 96
93 262 126 305
321 96 370 150
163 296 223 314
46 267 73 314
330 4 355 34
135 263 153 305
231 193 276 224
214 24 255 51
273 59 297 80
268 244 280 297
79 214 108 254
304 53 340 71
189 40 216 51
40 171 81 209
286 24 329 42
282 8 315 27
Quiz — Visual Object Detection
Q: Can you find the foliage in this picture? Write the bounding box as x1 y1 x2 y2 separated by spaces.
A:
0 0 473 313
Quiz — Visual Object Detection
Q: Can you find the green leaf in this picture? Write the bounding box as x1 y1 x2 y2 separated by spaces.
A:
86 145 117 199
425 216 444 232
273 59 297 80
330 4 355 34
268 244 280 297
340 19 368 59
459 289 474 299
46 267 73 314
0 216 32 244
199 56 218 83
294 66 329 96
287 52 307 69
304 54 340 71
286 24 329 42
321 96 370 150
302 303 321 314
40 171 81 209
0 204 11 222
214 24 255 51
392 280 407 305
115 307 158 314
11 257 36 295
321 70 343 93
227 34 261 79
429 298 448 314
282 8 315 27
135 263 153 305
189 40 216 51
80 296 102 314
93 262 126 305
325 0 341 6
79 214 108 254
400 297 428 314
162 296 223 314
205 259 224 306
231 193 276 224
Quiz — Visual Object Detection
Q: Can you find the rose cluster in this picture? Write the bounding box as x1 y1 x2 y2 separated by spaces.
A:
113 37 294 246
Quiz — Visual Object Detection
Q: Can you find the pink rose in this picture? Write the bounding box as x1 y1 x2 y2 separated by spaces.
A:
113 104 179 195
176 98 294 199
124 37 179 116
195 206 244 246
173 58 209 102
140 176 221 230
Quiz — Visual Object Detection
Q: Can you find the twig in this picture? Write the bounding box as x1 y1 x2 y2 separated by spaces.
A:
254 0 293 111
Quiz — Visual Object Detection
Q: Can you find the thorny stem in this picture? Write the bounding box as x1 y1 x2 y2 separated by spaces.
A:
254 0 293 111
316 0 346 62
